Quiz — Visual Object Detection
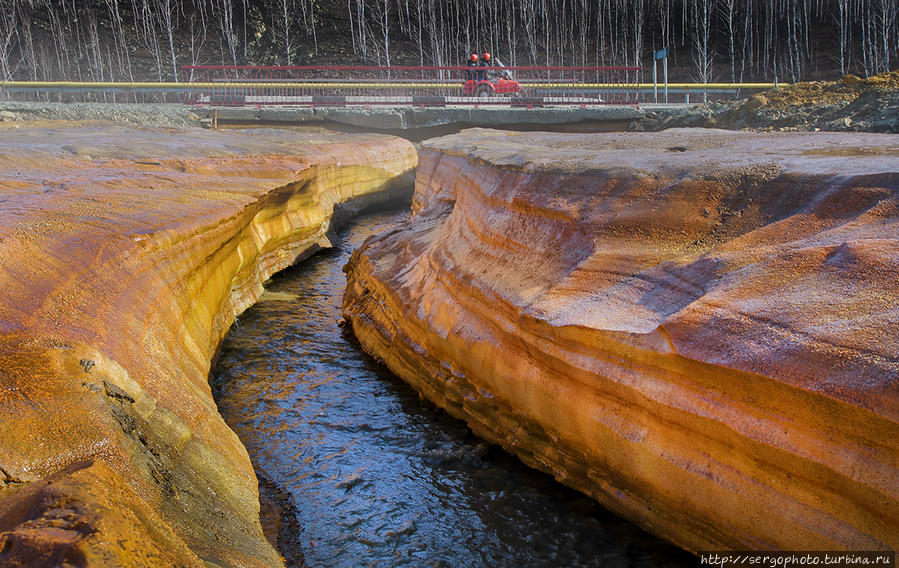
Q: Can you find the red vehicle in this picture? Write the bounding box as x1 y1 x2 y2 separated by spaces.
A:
462 65 521 98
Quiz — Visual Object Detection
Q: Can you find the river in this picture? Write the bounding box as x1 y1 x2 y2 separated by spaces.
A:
211 206 694 568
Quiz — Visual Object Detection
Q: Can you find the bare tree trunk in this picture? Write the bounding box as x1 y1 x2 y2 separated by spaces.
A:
874 0 896 72
299 0 319 56
378 0 391 67
85 7 106 82
722 0 737 84
277 0 294 65
46 3 69 80
154 0 179 80
691 0 714 98
12 1 37 81
414 0 424 65
357 0 367 61
0 0 18 82
214 1 238 65
240 0 248 61
836 0 849 75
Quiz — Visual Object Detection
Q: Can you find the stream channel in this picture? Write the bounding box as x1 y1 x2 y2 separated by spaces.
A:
211 206 695 568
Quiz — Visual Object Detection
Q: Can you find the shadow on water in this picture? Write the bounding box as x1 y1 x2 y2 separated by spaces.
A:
211 207 696 568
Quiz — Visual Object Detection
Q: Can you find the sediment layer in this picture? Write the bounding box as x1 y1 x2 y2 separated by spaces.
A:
0 121 416 566
343 128 899 552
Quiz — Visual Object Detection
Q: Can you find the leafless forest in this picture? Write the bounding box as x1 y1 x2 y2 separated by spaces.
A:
0 0 896 83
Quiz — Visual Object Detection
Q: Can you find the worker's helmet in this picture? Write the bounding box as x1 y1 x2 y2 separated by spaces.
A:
482 52 492 61
469 53 478 62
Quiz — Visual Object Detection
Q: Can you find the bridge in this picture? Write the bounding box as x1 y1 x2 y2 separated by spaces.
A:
1 65 781 106
0 66 782 132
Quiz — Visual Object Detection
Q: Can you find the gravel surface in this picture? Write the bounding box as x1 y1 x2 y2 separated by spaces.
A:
0 101 205 128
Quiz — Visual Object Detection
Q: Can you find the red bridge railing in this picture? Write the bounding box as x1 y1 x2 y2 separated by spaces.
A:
181 65 640 107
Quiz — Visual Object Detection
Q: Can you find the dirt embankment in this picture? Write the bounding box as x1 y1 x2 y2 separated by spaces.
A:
0 122 416 566
343 127 899 553
0 101 209 128
633 70 899 133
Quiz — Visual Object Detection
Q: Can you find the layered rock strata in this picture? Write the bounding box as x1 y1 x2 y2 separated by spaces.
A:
0 122 416 566
343 128 898 552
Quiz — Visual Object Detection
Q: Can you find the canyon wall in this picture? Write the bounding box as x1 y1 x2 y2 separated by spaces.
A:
343 128 898 552
0 122 416 566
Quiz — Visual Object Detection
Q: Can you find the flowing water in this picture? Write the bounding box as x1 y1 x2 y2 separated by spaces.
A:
211 207 695 568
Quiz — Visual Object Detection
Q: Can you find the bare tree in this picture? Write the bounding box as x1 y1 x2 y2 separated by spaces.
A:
721 0 737 84
836 0 850 74
84 6 106 81
153 0 180 79
370 0 391 66
130 0 165 80
299 0 319 56
691 0 714 98
276 0 296 64
213 0 238 65
15 1 38 80
1 0 897 86
103 0 134 80
873 0 897 72
0 0 18 81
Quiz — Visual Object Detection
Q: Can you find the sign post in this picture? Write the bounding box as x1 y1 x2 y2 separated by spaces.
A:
664 54 668 102
653 59 658 102
654 49 668 103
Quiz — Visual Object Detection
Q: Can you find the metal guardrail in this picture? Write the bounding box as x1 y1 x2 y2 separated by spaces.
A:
0 74 782 106
179 65 641 106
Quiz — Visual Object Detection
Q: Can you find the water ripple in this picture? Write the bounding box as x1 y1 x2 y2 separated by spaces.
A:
211 209 694 568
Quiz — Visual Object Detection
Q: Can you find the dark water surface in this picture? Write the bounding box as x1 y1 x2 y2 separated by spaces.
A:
211 208 695 568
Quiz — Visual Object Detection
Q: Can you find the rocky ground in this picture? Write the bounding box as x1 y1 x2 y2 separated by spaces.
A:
0 122 416 567
633 70 899 133
343 127 899 553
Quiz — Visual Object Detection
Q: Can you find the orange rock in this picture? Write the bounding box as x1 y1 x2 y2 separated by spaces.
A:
0 121 416 566
343 128 899 552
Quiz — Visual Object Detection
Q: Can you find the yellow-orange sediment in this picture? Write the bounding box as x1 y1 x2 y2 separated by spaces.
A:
343 128 898 552
0 121 416 566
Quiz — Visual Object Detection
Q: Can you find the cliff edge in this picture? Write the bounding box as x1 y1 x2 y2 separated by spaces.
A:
0 122 416 566
343 128 898 552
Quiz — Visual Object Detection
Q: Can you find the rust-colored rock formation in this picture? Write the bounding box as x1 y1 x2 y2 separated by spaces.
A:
0 121 416 566
343 128 899 552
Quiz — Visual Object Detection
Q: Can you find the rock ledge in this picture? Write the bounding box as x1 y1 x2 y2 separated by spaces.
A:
343 128 898 552
0 122 416 566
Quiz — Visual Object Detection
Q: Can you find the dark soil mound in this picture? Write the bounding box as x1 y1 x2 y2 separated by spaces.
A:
634 70 899 134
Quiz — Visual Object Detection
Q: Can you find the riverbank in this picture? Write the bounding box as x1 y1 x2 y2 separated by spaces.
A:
343 127 899 552
0 121 416 566
212 207 697 567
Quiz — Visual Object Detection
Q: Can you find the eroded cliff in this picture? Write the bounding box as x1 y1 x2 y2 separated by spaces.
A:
343 128 898 552
0 122 416 566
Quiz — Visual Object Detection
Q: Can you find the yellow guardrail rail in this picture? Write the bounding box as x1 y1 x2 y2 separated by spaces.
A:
636 82 780 89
